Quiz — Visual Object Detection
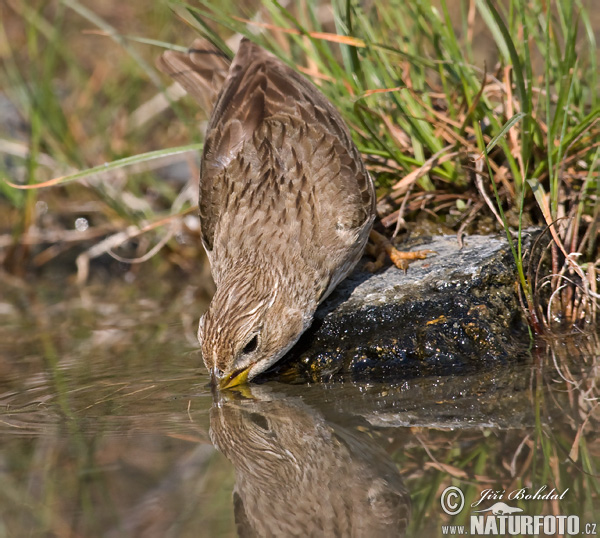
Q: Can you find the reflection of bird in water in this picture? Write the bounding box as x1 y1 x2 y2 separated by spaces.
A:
210 387 410 537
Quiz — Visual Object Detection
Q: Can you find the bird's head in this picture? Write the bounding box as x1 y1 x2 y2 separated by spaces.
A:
199 270 310 389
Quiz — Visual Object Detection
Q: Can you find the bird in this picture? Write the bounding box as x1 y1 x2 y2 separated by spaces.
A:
158 38 427 389
210 386 411 536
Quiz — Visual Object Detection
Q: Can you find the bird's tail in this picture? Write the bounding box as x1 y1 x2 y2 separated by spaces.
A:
157 39 231 114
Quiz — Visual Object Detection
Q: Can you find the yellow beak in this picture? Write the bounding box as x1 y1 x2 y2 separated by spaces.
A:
218 366 251 390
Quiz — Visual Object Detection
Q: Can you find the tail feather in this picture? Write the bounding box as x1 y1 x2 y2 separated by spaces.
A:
157 39 231 113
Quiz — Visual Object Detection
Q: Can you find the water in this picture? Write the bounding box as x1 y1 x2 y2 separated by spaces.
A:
1 278 598 537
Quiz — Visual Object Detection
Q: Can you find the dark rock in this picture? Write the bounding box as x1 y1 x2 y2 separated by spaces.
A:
263 233 532 384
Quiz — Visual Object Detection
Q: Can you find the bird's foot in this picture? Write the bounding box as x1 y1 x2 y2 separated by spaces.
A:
365 229 435 273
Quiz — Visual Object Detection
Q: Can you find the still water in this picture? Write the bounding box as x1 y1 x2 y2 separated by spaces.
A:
1 276 598 537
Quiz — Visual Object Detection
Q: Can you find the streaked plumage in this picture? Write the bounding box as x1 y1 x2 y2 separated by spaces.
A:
210 388 411 536
159 38 375 387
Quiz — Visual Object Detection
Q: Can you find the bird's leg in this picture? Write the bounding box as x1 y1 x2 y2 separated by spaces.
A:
364 229 435 272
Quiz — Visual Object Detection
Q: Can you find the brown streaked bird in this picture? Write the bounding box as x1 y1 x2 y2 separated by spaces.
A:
210 386 411 537
158 38 425 389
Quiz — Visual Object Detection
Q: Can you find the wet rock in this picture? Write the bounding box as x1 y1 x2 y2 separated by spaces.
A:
264 233 532 383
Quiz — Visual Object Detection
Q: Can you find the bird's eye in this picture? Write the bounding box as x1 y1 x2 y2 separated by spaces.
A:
248 412 269 431
242 334 259 355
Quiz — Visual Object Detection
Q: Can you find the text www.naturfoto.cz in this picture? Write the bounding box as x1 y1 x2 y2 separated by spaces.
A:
442 525 466 535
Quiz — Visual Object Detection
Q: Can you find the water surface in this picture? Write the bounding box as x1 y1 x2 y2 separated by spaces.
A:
1 278 598 537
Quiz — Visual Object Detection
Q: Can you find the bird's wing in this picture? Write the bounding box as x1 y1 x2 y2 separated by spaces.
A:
200 38 374 255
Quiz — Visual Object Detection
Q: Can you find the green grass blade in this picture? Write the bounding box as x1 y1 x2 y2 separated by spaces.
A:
3 144 203 189
483 112 526 155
